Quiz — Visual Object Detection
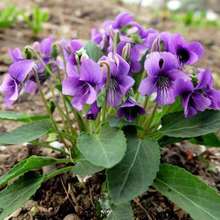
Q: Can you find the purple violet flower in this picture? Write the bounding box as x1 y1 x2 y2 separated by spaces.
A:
112 12 134 29
139 28 158 40
8 48 23 63
117 36 146 73
62 39 85 76
62 58 103 111
111 12 147 40
91 21 113 52
101 53 134 107
139 52 188 105
5 38 54 98
0 59 37 106
91 12 144 54
21 37 55 94
170 34 204 65
33 37 54 73
8 60 36 82
66 39 83 65
0 74 20 107
86 102 100 120
148 32 172 52
117 97 145 121
9 59 39 94
33 37 53 61
125 22 148 39
176 69 220 117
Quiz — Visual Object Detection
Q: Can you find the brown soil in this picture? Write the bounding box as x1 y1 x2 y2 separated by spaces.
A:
0 0 220 219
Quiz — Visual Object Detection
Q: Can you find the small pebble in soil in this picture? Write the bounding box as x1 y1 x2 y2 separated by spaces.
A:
63 213 80 220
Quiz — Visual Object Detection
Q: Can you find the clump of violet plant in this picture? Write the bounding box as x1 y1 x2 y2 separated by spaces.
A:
0 12 220 220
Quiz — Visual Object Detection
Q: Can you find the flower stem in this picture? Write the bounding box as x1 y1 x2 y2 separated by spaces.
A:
56 69 77 138
135 70 146 101
60 46 68 77
34 70 66 145
48 82 68 129
113 31 119 53
28 47 69 146
142 103 158 136
100 61 111 125
59 46 88 133
30 46 77 144
143 96 149 110
65 96 87 132
147 103 158 130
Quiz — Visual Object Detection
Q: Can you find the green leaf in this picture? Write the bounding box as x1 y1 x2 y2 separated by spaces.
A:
72 159 104 177
160 110 220 138
0 111 48 122
85 41 103 61
107 203 133 220
190 133 220 147
107 136 160 204
0 166 74 219
158 136 184 146
43 166 75 182
0 6 18 28
77 127 127 168
0 173 43 220
0 156 70 186
0 119 51 145
154 164 220 220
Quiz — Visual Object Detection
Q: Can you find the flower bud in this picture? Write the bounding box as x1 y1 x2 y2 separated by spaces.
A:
52 44 59 59
191 72 198 86
76 48 88 64
112 30 120 52
122 42 131 61
24 47 33 59
151 37 165 52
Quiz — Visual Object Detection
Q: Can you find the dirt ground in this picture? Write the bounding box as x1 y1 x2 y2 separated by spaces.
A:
0 0 220 219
